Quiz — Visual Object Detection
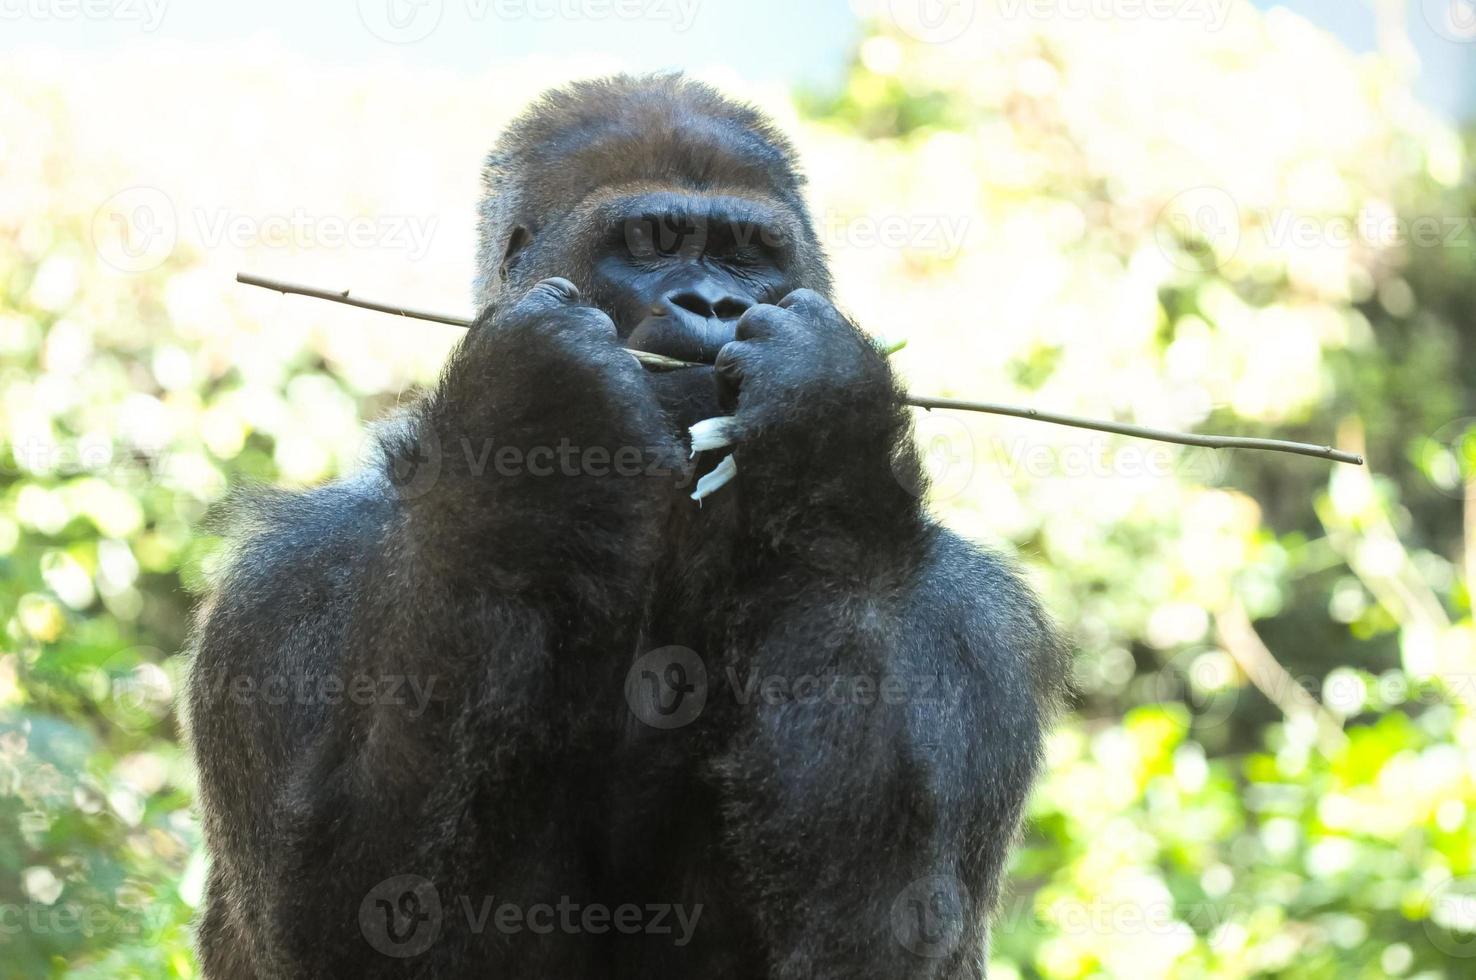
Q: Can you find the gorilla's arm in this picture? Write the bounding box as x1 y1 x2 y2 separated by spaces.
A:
187 281 677 976
697 290 1065 976
714 532 1060 979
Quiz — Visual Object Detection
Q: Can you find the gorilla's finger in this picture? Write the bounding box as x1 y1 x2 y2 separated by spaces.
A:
776 288 832 317
524 277 583 308
518 279 619 343
714 341 747 376
734 304 788 342
571 306 619 340
714 341 747 411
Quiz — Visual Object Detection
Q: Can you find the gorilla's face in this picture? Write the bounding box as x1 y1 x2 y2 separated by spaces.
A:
590 194 797 363
504 190 805 365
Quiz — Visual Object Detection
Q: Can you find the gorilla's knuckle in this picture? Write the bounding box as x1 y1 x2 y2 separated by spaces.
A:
714 341 748 372
583 307 619 335
507 280 582 324
735 305 788 341
778 287 823 308
549 305 614 339
530 277 581 304
778 288 839 324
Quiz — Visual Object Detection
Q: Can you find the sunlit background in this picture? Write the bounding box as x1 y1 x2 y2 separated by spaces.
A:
2 1 1475 977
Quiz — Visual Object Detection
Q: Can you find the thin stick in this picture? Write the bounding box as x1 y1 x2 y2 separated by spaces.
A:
908 396 1364 465
236 273 692 371
236 272 1365 466
237 272 471 327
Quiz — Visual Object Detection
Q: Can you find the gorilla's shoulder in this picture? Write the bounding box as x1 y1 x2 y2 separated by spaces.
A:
924 528 1041 613
920 526 1071 721
194 450 399 651
211 476 389 584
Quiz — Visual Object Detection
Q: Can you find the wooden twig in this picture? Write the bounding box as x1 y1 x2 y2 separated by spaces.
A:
907 397 1365 465
236 272 1365 467
235 273 693 371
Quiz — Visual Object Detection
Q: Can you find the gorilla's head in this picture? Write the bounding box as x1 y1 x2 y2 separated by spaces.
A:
474 74 833 365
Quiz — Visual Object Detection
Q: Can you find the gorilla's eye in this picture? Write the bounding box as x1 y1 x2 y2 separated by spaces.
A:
657 226 685 256
705 222 771 266
654 219 696 257
624 218 659 259
624 217 695 260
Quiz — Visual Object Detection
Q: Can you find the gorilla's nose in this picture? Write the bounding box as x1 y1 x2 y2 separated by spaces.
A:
631 289 749 366
629 284 753 362
664 286 751 322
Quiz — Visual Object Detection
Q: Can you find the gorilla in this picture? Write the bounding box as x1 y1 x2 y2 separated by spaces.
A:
187 74 1066 979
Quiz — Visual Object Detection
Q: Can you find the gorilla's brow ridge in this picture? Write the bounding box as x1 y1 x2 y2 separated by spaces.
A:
576 188 804 261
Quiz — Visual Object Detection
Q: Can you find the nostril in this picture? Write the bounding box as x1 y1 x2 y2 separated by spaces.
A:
669 292 714 318
713 298 751 320
665 290 753 321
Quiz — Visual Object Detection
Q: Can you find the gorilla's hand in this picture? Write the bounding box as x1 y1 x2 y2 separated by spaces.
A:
442 277 659 438
426 277 681 469
401 278 683 595
690 289 923 552
714 289 892 428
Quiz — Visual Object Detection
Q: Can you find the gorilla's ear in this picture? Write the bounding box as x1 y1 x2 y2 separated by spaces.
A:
500 225 533 281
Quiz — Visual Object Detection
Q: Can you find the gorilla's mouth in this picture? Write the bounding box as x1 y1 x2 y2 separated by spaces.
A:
624 314 735 365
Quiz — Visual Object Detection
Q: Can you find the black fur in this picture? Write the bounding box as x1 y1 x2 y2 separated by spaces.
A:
187 73 1067 979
